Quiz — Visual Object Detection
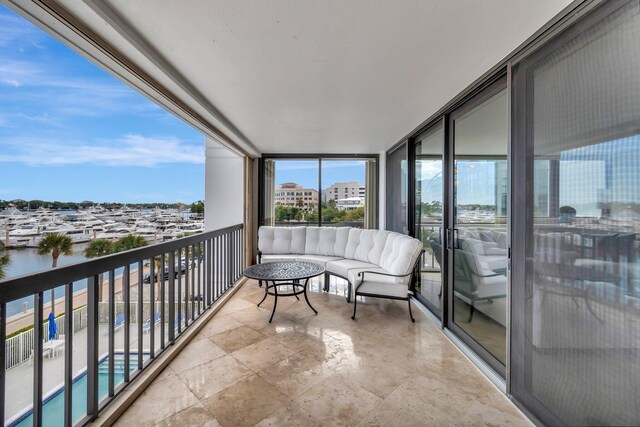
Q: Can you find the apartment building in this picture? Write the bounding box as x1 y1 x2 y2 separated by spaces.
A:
274 182 318 209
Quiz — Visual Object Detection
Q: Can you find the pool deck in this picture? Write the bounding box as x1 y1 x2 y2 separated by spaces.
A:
4 323 164 424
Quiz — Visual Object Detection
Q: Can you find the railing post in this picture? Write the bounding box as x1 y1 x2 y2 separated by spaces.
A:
168 251 176 344
87 275 99 419
64 282 73 427
215 236 220 301
177 247 182 335
108 270 115 397
228 232 233 289
33 291 44 427
205 239 211 307
1 302 6 426
123 264 131 383
137 261 143 370
190 244 196 324
149 258 155 359
160 255 166 350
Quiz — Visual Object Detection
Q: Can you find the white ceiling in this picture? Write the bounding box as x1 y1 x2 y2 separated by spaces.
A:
59 0 572 155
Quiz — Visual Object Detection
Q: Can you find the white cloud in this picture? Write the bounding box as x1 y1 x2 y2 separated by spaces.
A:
0 13 37 47
4 79 21 87
0 134 204 166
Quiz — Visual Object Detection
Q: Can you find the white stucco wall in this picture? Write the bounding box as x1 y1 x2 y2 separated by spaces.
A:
204 137 244 231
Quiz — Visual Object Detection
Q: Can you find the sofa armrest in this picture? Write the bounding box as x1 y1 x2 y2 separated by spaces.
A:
357 270 413 280
485 247 507 256
356 250 424 292
355 270 413 293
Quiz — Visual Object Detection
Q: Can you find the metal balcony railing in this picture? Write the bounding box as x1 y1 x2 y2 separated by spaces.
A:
0 224 244 427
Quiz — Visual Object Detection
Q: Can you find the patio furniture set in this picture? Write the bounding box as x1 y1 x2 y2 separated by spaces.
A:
245 226 424 322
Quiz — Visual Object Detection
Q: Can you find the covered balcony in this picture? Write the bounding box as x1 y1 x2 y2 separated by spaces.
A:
2 0 639 426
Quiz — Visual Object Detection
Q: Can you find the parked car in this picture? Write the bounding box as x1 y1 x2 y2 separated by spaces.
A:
143 263 187 283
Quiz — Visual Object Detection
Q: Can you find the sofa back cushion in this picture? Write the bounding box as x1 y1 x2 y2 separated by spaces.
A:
380 233 424 275
258 226 306 254
345 229 390 264
304 227 350 257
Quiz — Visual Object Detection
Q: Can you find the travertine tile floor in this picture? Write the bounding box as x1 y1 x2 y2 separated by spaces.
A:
115 278 530 427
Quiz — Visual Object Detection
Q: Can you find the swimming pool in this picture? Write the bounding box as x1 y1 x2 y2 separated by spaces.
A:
9 353 142 427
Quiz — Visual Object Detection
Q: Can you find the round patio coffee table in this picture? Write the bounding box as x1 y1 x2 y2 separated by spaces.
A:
243 261 324 323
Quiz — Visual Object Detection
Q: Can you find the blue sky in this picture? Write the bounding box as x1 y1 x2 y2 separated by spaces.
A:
274 160 366 190
0 5 204 204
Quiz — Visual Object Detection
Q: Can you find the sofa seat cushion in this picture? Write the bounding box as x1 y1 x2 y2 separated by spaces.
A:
296 255 343 267
260 254 300 263
355 281 410 299
326 259 379 280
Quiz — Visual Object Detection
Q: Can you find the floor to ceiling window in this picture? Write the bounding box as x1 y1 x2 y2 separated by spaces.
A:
414 122 445 317
512 1 640 424
260 156 378 229
449 80 508 369
386 143 408 234
384 0 640 424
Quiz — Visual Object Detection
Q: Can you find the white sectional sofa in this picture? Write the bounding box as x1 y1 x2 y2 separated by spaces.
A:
257 226 424 321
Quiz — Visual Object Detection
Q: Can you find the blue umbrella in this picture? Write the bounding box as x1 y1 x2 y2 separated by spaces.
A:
48 312 57 340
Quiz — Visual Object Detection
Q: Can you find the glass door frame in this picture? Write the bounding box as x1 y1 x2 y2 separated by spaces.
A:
410 117 448 321
445 75 509 378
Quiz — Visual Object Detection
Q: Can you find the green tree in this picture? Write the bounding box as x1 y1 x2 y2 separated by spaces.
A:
0 241 9 281
190 200 204 215
37 233 73 314
344 206 365 222
84 239 115 302
306 209 318 222
113 234 148 252
84 239 114 258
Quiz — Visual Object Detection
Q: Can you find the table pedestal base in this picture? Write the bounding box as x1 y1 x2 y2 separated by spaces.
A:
257 279 318 323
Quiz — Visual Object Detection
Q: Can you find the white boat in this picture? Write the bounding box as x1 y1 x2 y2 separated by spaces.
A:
9 226 42 238
95 227 135 240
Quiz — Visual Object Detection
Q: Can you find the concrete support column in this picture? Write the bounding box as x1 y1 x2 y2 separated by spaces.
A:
204 137 244 231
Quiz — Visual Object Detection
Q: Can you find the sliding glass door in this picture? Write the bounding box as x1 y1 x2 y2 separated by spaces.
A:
414 122 445 317
448 78 508 372
512 1 640 424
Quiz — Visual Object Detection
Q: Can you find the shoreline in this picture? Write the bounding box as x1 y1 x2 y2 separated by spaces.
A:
5 267 149 336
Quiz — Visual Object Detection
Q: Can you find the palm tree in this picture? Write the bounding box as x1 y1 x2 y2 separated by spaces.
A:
37 233 73 314
84 239 114 302
0 241 9 281
113 234 148 252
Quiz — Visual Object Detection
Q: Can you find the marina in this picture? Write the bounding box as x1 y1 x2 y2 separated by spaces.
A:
0 205 204 249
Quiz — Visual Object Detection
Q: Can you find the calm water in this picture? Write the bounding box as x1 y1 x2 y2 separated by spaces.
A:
4 244 92 317
2 244 137 318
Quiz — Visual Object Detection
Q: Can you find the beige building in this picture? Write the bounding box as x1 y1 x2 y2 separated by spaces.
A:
274 182 318 209
324 181 363 201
